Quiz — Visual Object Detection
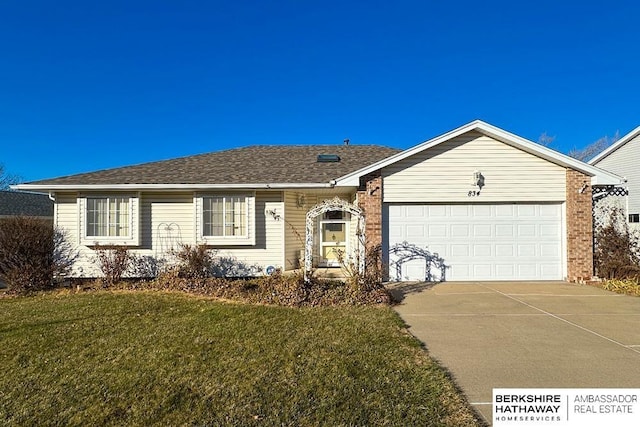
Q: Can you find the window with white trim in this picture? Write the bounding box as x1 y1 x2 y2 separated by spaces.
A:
86 196 130 237
203 195 247 237
198 193 255 245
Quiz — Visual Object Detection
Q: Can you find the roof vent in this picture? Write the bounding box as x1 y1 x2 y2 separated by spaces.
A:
317 154 341 163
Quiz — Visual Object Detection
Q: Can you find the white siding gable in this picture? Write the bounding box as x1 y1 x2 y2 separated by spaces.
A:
593 133 640 215
383 131 566 203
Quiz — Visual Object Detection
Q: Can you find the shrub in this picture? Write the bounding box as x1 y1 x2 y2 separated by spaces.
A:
594 208 640 279
0 217 75 294
171 244 215 279
94 244 131 286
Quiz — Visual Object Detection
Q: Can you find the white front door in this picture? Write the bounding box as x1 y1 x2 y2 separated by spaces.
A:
319 220 349 267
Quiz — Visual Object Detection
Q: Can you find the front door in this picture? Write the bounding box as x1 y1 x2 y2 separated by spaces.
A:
319 220 348 267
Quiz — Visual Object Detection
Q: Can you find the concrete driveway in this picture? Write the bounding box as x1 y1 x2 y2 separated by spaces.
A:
389 281 640 425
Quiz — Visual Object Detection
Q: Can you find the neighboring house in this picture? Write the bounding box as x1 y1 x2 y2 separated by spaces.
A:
0 190 54 220
15 120 623 282
588 125 640 229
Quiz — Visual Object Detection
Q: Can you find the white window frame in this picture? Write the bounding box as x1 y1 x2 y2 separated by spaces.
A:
196 193 255 246
79 194 139 246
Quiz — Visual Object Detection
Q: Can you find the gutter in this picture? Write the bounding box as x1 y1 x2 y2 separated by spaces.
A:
14 182 339 192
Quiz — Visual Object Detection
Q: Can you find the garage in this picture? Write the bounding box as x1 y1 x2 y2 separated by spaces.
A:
386 203 564 281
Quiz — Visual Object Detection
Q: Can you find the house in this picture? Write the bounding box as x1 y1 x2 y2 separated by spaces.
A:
588 125 640 229
0 190 54 220
15 120 623 282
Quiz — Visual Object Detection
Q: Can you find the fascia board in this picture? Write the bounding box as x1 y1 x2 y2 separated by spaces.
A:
12 182 336 192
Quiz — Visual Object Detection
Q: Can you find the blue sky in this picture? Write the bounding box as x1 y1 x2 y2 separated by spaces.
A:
2 0 639 182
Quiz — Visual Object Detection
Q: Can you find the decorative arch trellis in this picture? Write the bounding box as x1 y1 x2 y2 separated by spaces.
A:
304 197 365 281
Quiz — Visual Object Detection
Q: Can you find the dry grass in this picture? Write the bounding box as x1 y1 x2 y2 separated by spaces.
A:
0 291 481 426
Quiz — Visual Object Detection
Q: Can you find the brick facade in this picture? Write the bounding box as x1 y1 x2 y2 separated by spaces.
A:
356 171 383 250
566 169 594 281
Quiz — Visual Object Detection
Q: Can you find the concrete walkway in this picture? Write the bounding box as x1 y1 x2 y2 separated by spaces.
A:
389 281 640 425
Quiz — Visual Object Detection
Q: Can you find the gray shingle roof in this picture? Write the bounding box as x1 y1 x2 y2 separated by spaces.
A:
0 190 53 217
24 145 400 186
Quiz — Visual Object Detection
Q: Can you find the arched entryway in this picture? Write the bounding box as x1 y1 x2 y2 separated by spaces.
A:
304 197 365 280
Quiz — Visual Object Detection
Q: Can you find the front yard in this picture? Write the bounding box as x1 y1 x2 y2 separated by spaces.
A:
0 291 481 426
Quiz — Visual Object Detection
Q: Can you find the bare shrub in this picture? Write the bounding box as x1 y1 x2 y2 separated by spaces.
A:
0 217 76 294
594 208 640 279
94 244 131 286
172 244 214 279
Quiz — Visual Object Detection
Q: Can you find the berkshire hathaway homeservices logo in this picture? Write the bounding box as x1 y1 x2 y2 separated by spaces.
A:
493 389 640 427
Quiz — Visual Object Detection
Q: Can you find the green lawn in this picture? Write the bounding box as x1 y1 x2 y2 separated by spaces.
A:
0 291 480 426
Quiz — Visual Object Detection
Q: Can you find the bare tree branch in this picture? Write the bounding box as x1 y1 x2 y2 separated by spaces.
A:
0 163 21 190
568 131 620 162
537 132 556 147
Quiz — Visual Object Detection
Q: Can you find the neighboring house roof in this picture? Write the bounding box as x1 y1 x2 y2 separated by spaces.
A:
588 125 640 165
0 190 54 217
15 145 401 191
336 120 624 187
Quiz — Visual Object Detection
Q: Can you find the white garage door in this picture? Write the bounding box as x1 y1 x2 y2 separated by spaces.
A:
386 203 563 281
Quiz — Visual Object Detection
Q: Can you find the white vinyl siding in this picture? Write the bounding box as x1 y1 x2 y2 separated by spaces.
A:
54 191 286 278
383 131 566 203
141 193 195 254
284 192 311 269
593 133 640 216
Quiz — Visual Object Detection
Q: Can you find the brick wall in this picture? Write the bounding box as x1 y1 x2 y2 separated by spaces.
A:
566 169 594 281
356 171 383 250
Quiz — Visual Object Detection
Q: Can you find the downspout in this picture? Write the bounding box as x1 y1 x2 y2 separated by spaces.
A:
48 191 55 202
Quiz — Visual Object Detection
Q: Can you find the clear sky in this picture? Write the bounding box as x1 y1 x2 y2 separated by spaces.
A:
2 0 639 182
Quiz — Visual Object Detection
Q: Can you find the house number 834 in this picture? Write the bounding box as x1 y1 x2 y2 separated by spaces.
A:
468 190 480 197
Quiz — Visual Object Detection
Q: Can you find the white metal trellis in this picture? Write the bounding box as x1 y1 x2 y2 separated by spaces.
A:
304 197 365 281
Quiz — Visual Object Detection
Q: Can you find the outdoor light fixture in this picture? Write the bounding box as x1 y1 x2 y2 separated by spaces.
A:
471 170 485 188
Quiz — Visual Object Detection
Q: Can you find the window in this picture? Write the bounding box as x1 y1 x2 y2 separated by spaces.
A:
203 195 247 237
629 214 640 223
86 197 130 237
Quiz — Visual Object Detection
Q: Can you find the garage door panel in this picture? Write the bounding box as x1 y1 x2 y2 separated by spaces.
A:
406 225 424 237
428 224 447 237
389 225 403 239
428 205 446 216
450 244 468 257
473 244 492 256
473 224 492 237
496 244 514 257
387 203 563 281
518 224 536 237
495 264 515 276
473 205 492 216
540 224 560 237
495 224 514 237
450 205 470 216
517 205 537 216
540 244 560 257
407 206 425 217
451 224 470 237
